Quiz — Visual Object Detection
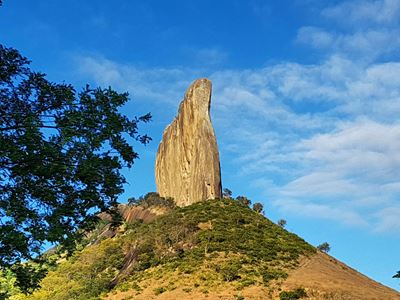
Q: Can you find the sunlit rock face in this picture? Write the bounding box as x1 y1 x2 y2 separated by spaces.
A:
155 78 222 207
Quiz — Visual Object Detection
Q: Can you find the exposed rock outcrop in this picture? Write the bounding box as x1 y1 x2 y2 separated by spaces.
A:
155 78 222 206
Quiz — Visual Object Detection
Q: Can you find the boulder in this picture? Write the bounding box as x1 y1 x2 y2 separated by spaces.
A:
155 78 222 206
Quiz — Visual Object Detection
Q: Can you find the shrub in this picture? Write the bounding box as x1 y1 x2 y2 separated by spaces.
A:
128 192 175 209
261 268 288 284
26 238 124 299
222 188 233 198
279 288 307 299
217 261 242 282
236 196 251 207
277 219 287 228
154 286 166 295
317 242 330 253
237 278 256 288
252 203 263 213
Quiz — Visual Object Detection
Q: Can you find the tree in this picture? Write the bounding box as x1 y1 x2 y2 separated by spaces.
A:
317 242 330 253
222 188 232 199
0 45 151 289
128 192 175 209
236 196 251 207
252 202 263 213
277 219 287 228
393 271 400 279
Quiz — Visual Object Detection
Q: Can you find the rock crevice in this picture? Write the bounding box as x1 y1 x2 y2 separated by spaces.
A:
155 78 222 206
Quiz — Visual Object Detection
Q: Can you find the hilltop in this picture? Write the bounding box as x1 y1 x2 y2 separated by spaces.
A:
20 198 399 300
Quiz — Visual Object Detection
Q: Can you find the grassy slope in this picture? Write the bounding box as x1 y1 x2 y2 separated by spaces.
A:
22 199 315 300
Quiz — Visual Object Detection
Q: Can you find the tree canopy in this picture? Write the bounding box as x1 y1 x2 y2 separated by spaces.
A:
277 219 287 228
252 202 263 214
0 44 151 286
316 242 330 253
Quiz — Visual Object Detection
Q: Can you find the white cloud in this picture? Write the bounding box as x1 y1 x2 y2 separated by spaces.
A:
297 27 400 60
195 48 228 66
75 55 197 103
322 0 400 26
297 1 400 61
297 26 335 48
71 0 400 233
274 199 368 227
374 206 400 233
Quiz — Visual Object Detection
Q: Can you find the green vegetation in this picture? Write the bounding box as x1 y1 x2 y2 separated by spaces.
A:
222 188 233 198
127 192 175 209
0 269 21 299
19 198 315 299
252 202 263 213
317 242 331 253
153 286 166 295
235 196 251 207
25 239 124 300
278 219 287 228
279 287 307 299
0 44 151 291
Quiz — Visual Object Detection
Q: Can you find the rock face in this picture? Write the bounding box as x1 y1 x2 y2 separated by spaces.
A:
155 78 222 207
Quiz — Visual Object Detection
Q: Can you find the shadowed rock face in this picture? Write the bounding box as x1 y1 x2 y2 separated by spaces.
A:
155 78 222 206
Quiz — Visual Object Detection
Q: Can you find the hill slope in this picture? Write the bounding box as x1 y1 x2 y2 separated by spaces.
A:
22 199 399 300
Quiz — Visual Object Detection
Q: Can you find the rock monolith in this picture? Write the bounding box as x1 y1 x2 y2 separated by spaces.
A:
155 78 222 206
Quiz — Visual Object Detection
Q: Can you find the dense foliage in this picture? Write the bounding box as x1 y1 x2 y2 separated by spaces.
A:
22 198 315 299
127 192 175 209
0 45 151 291
317 242 331 253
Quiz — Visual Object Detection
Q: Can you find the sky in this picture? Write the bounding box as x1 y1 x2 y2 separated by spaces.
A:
1 0 400 291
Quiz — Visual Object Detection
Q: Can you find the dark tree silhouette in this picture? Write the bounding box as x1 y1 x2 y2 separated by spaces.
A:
317 242 331 253
222 188 232 198
0 45 151 291
252 202 263 213
236 196 251 207
277 219 287 228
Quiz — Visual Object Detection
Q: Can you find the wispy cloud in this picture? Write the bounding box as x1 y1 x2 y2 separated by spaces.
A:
298 0 400 60
75 55 198 103
322 0 400 26
72 0 400 233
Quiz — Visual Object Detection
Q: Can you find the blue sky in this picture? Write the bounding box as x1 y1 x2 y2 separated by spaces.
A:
1 0 400 291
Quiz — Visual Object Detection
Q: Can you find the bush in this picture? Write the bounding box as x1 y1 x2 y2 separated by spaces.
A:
277 219 287 228
153 286 166 295
222 188 233 199
128 192 175 209
261 268 288 284
236 196 251 207
317 242 330 253
252 203 263 213
26 238 124 299
217 262 242 282
237 278 256 289
279 288 307 299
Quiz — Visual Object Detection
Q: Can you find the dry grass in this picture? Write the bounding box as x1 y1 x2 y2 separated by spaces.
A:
280 252 400 300
104 252 400 300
